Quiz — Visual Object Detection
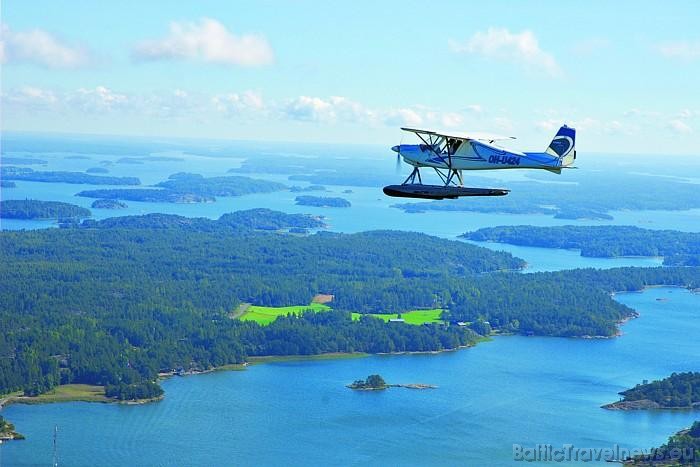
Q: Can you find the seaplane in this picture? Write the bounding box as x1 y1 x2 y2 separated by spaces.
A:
384 124 576 199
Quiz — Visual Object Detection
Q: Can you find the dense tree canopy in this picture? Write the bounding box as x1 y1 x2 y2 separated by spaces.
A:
0 199 91 219
619 372 700 408
1 211 699 397
464 225 700 265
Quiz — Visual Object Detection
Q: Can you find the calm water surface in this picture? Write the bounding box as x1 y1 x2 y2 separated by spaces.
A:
1 145 698 466
2 287 698 466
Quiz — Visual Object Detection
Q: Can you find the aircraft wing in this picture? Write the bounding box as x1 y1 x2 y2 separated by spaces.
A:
401 127 516 143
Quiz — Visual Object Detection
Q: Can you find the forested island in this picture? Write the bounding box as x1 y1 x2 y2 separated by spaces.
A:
463 225 700 266
1 166 140 185
77 173 287 204
1 210 700 400
390 170 700 219
604 372 700 410
155 172 287 197
77 188 213 203
1 180 16 188
91 199 128 209
625 421 700 465
295 195 351 208
348 374 388 390
0 199 91 220
347 374 436 390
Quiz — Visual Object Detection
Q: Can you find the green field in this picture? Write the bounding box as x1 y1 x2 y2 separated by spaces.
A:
351 308 444 325
239 303 331 325
1 384 109 405
238 302 443 326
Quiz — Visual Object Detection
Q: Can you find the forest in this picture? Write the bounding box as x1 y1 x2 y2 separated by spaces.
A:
1 166 140 185
630 421 700 465
618 372 700 408
1 211 700 398
155 172 287 197
464 225 700 266
77 173 287 203
91 199 128 209
0 199 91 219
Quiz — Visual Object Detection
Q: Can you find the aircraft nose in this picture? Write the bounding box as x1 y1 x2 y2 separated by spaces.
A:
391 145 400 153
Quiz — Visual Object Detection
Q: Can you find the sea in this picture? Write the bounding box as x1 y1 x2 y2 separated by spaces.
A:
0 135 698 466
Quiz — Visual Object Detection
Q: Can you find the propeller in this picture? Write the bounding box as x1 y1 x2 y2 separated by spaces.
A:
392 135 404 175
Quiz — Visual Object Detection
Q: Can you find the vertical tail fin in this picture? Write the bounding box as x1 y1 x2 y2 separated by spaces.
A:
546 125 576 166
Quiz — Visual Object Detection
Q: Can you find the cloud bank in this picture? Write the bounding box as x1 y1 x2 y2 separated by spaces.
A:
132 18 273 66
0 23 93 69
450 28 561 77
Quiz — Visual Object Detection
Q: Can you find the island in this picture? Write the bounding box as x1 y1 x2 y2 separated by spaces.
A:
391 170 700 219
77 188 214 204
0 415 24 441
295 195 351 208
348 374 388 390
77 174 288 204
0 199 91 220
116 157 144 164
553 208 613 220
348 374 437 390
603 372 700 410
1 209 699 403
1 180 16 188
91 199 128 209
0 156 47 165
463 225 700 266
156 172 287 197
624 421 700 465
1 167 140 185
86 167 109 174
290 185 327 192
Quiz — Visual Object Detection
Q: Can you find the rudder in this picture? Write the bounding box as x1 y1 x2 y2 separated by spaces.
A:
545 125 576 166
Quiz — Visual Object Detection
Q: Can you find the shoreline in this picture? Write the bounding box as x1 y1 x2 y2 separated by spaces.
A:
0 384 164 411
0 285 682 413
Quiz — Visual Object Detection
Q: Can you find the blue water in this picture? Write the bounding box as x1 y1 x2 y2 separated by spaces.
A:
1 140 699 465
2 287 698 466
0 146 683 271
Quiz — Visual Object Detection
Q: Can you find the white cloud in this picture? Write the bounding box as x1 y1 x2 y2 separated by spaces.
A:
132 18 273 66
283 96 373 124
668 119 692 134
284 96 335 122
450 28 561 77
655 40 700 61
213 91 265 115
382 108 423 127
0 23 93 69
1 86 59 112
68 86 129 113
440 112 464 128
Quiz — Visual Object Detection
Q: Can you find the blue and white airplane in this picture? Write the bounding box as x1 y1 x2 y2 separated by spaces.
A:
384 125 576 199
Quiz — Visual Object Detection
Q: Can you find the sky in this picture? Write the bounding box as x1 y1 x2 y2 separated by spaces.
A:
1 0 700 154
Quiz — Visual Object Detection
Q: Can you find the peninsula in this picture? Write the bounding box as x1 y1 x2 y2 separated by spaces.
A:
295 195 351 208
0 199 91 220
603 372 700 410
